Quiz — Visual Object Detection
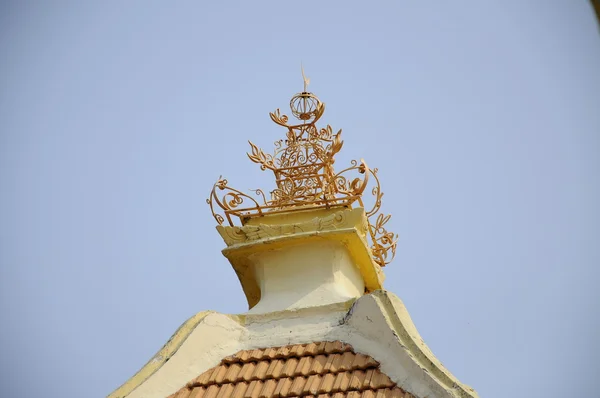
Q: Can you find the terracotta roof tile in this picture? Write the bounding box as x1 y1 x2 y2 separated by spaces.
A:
259 379 277 398
253 360 270 380
316 341 328 353
350 370 368 390
303 342 319 356
342 351 358 371
274 346 291 359
239 362 256 382
280 357 298 378
371 372 395 389
288 344 305 357
353 353 379 370
296 356 312 377
333 371 352 392
323 341 342 354
375 389 388 398
207 365 226 385
263 348 278 360
203 384 220 398
309 354 327 375
245 380 262 398
224 363 242 383
192 369 212 386
238 350 251 362
327 353 343 373
361 390 377 398
305 374 322 395
289 376 306 396
273 377 292 397
216 383 234 398
266 359 285 379
166 341 414 398
363 369 376 389
222 354 241 365
318 372 336 393
249 349 264 362
231 382 249 398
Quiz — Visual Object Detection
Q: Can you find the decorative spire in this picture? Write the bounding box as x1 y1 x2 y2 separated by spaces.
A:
207 76 397 267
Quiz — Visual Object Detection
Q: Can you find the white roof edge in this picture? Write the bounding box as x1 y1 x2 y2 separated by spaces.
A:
345 290 479 398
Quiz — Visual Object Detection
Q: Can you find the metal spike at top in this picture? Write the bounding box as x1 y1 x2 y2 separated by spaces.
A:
301 64 310 92
207 74 397 267
290 66 320 122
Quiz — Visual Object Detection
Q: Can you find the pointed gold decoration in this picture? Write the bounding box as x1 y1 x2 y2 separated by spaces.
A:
301 63 310 92
207 76 397 266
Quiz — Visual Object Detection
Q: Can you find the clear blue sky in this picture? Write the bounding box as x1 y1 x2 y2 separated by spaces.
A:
1 2 599 397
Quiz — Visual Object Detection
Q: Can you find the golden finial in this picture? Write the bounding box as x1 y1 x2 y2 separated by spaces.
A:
289 65 320 122
207 82 398 267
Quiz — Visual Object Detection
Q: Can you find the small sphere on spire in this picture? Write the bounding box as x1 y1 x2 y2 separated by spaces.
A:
290 92 320 121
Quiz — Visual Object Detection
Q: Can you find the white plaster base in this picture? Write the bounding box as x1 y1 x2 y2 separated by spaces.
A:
247 240 364 314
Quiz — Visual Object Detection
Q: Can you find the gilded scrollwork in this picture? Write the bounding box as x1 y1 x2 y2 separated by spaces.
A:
208 85 397 267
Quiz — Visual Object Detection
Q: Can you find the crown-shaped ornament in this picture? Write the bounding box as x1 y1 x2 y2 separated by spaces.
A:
207 76 397 267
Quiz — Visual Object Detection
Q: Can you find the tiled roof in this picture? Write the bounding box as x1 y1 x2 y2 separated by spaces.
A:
167 341 414 398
